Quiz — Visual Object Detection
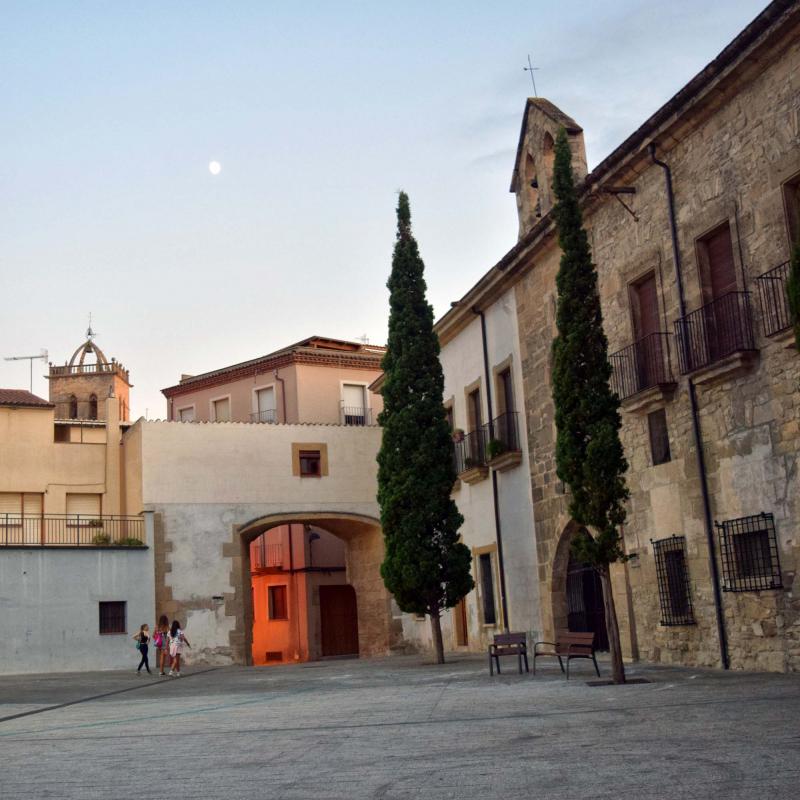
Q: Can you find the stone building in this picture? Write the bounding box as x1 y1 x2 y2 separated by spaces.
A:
438 0 799 671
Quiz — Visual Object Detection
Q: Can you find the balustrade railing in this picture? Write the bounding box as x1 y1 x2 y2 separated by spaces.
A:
453 427 488 474
756 260 792 337
250 409 278 424
0 515 145 547
673 291 756 374
252 542 283 570
486 411 520 456
609 332 674 400
341 406 372 426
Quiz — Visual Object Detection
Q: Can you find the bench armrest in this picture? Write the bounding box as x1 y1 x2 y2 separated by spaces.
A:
565 643 593 655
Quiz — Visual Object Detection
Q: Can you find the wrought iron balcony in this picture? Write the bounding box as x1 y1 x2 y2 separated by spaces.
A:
486 411 520 455
673 291 756 374
609 332 674 400
341 406 372 426
0 515 145 547
250 409 278 424
756 260 792 337
453 426 488 474
252 542 283 570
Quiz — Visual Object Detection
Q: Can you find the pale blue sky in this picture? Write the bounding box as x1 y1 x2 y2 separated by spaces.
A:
1 0 768 417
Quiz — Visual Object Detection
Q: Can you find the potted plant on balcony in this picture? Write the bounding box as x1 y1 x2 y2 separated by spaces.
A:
451 428 464 443
91 533 111 545
487 438 508 460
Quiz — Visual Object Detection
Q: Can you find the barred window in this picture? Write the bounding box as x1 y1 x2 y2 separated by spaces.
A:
716 513 782 592
652 536 694 626
99 601 126 634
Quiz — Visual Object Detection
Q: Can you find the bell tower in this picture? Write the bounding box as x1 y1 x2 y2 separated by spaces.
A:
47 325 132 421
510 99 587 240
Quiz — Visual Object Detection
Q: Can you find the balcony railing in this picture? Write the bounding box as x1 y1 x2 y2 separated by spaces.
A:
0 515 145 547
49 363 117 376
341 406 372 426
252 542 283 570
453 426 488 474
486 411 520 455
756 260 792 337
250 409 278 424
609 332 674 400
673 291 756 374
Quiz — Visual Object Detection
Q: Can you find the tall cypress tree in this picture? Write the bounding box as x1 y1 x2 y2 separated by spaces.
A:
550 128 630 684
377 192 473 664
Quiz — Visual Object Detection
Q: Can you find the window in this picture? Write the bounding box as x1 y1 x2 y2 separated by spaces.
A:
479 552 497 626
254 387 276 423
648 408 671 466
653 536 694 626
717 513 782 592
99 601 126 634
497 368 514 415
299 450 321 477
69 395 78 419
342 384 367 425
88 394 98 420
178 406 195 422
444 404 454 431
268 585 288 620
66 493 101 518
468 388 482 432
784 173 800 246
212 397 231 422
697 222 738 304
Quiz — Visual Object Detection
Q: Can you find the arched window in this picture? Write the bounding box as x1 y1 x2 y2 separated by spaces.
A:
88 394 98 420
69 395 78 419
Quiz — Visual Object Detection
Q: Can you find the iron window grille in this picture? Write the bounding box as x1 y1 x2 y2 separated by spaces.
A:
716 512 782 592
99 601 126 634
652 536 695 626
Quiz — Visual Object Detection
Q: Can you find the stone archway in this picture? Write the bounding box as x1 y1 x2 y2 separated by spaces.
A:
549 520 584 637
231 512 397 665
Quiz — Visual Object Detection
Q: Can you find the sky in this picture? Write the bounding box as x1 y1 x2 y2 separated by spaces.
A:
1 0 769 418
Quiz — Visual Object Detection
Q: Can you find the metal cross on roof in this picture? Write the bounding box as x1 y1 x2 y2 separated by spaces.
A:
524 54 540 96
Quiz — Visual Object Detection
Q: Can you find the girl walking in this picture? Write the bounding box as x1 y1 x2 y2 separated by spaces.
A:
133 624 151 675
168 620 191 677
153 614 170 676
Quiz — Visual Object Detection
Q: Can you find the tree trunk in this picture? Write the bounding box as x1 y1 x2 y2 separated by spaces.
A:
598 566 626 684
430 611 445 664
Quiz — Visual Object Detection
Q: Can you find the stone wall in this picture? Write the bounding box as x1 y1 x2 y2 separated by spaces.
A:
513 20 800 670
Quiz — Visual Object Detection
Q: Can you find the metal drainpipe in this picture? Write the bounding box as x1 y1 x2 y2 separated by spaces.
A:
473 306 511 632
274 369 287 423
649 143 729 670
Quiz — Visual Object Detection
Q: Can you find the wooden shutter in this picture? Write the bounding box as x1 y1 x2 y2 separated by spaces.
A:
66 493 101 517
342 384 364 408
23 493 43 516
213 398 230 422
178 407 195 422
0 493 22 515
705 224 737 300
256 387 275 414
631 273 659 339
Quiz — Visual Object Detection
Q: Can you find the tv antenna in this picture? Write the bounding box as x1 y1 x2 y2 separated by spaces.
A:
4 349 49 392
356 334 370 344
524 54 540 95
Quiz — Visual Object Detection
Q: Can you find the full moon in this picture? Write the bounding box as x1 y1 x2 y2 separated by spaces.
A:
208 161 222 175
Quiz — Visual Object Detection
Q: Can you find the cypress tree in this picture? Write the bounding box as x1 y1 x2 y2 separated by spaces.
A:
377 192 474 664
550 128 630 684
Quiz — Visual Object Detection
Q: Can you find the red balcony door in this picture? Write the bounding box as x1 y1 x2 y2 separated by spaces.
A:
630 272 659 389
699 223 738 360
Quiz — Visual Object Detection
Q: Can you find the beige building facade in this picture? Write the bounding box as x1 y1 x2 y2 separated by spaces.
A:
440 0 800 671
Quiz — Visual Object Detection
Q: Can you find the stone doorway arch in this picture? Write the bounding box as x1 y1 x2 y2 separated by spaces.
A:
233 512 396 665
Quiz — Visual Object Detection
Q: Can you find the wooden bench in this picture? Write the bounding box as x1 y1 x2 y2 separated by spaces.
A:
488 632 529 675
533 631 600 679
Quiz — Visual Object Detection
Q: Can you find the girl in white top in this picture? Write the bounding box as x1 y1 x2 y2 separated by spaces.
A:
168 619 191 677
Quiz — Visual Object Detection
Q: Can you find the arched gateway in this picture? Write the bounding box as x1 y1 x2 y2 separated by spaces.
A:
125 420 407 666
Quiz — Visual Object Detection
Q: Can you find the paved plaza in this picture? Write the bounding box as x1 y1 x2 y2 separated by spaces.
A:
0 654 798 799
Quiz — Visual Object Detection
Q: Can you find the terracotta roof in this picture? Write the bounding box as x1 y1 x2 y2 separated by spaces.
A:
162 335 386 398
0 389 54 408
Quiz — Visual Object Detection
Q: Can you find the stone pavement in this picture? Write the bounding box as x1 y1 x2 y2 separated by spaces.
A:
0 654 798 799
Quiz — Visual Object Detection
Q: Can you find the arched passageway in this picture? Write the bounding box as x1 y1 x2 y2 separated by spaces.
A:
237 513 395 665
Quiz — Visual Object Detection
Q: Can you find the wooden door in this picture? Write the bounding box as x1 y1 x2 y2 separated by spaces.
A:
630 273 660 390
454 597 468 646
701 224 738 359
320 585 359 657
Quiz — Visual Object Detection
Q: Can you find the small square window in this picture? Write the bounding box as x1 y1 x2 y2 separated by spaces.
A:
99 601 126 634
268 585 288 620
648 408 671 466
299 450 321 477
717 513 783 592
